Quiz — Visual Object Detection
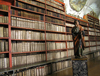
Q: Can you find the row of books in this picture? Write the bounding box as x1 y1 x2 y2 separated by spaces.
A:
89 36 95 40
16 1 45 13
47 51 66 60
47 0 62 6
89 32 95 35
8 60 70 76
0 5 8 11
11 9 44 21
89 28 95 31
66 17 74 22
68 50 74 56
18 0 45 8
46 33 66 40
83 47 89 53
96 37 100 40
46 1 63 10
11 30 45 40
0 58 9 69
66 27 71 32
0 26 8 37
0 40 8 52
65 23 74 27
11 17 44 29
45 16 65 25
11 41 45 52
90 42 96 46
95 29 99 32
46 23 66 32
97 42 100 45
12 53 46 67
80 21 87 26
83 27 88 30
89 24 94 27
0 16 8 23
46 5 64 14
67 35 72 40
97 46 100 50
84 36 89 40
67 42 73 48
90 47 96 51
47 11 65 19
85 42 90 46
47 42 66 50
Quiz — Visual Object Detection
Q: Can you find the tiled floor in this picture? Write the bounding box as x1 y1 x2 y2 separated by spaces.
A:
47 56 100 76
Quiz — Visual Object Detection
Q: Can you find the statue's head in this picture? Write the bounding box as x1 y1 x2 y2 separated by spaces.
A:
74 19 80 26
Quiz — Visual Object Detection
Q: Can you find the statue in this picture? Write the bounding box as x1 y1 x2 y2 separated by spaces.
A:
72 20 85 58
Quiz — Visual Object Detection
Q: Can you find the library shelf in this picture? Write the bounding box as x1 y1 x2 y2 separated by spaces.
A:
16 0 45 9
46 3 64 11
67 40 73 42
32 0 45 4
0 57 71 74
0 51 9 54
11 39 45 41
85 46 91 48
97 44 100 46
46 8 64 15
0 23 8 25
11 6 44 15
46 0 63 7
66 26 73 28
46 30 66 34
66 20 74 23
95 35 100 37
89 26 94 28
66 32 72 34
0 9 8 13
45 14 65 21
87 14 99 20
45 21 65 26
96 31 100 33
81 24 88 27
67 48 74 50
89 40 96 41
11 15 44 22
85 40 90 42
89 45 97 47
46 40 66 42
47 48 67 52
88 30 95 32
11 26 45 32
0 37 9 39
12 50 46 54
89 35 96 36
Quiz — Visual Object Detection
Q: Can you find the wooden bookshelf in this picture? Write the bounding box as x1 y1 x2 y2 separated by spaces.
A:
16 0 45 9
11 6 44 15
0 9 8 13
0 0 100 75
0 51 9 54
11 26 45 32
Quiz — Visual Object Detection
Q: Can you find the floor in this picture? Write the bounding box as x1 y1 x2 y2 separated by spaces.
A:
47 56 100 76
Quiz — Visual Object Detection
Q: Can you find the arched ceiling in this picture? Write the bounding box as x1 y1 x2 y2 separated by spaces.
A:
63 0 100 19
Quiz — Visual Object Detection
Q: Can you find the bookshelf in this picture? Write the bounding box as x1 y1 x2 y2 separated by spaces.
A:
0 0 100 75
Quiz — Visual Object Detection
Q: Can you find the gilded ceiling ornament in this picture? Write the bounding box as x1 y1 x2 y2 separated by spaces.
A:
69 0 87 12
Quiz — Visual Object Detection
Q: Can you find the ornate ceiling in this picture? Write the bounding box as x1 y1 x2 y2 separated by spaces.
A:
64 0 100 19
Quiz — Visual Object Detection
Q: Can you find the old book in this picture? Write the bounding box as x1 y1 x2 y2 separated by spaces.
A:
16 56 21 66
4 41 8 51
0 58 2 69
0 40 4 52
0 26 3 37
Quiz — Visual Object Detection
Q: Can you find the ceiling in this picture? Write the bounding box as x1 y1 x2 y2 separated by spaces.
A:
63 0 100 20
